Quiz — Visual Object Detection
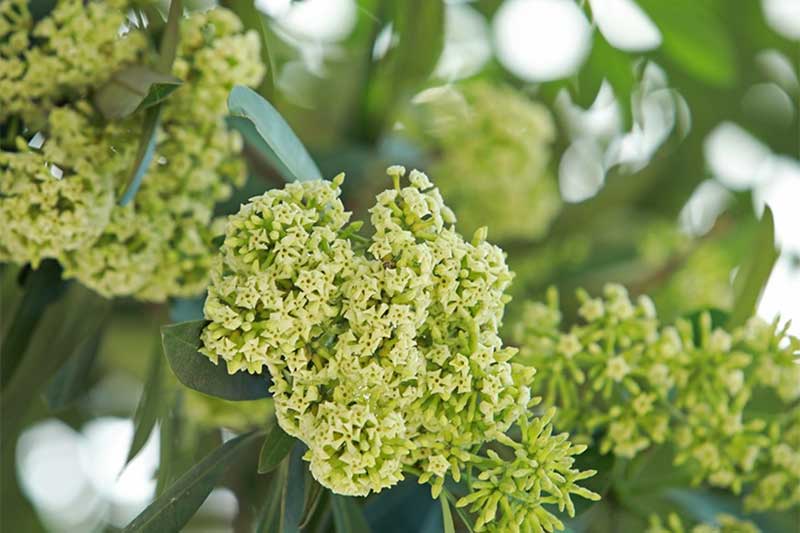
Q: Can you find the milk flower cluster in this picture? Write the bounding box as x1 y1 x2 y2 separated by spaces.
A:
513 284 800 512
415 81 561 241
200 168 599 530
0 2 264 301
647 513 760 533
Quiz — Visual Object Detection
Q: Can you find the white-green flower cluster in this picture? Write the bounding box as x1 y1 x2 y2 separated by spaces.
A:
0 4 265 301
513 284 800 512
413 81 561 241
647 513 760 533
0 0 145 127
200 167 599 529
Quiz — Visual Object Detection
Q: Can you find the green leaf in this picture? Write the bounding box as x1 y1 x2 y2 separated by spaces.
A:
94 66 182 120
298 478 326 529
123 431 261 532
361 0 445 140
283 444 306 533
125 339 165 466
0 283 108 444
637 0 737 87
729 206 778 327
255 458 287 533
440 494 455 533
258 415 296 474
118 0 182 206
0 260 65 390
227 85 322 182
332 494 370 533
44 322 106 410
161 320 272 401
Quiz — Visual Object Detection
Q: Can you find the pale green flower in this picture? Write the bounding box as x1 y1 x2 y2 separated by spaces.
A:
200 168 598 519
647 513 760 533
513 285 800 510
413 81 561 241
0 0 145 126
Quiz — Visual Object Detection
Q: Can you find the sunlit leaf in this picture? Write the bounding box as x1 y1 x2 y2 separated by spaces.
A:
227 85 322 182
123 431 261 532
729 206 778 327
161 320 272 401
258 415 296 474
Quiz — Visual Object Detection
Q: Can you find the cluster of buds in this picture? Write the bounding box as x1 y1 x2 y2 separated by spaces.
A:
513 284 800 512
0 2 264 301
200 167 599 530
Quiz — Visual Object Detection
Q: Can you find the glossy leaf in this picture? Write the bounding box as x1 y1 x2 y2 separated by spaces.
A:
332 494 370 533
94 66 181 120
161 320 272 401
227 85 322 182
729 206 778 327
125 339 165 466
44 322 106 410
365 478 441 533
123 431 261 532
258 415 296 474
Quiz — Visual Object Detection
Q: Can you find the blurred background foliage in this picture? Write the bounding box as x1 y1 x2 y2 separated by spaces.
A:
1 0 799 531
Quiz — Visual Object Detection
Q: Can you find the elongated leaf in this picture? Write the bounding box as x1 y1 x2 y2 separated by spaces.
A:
298 478 326 529
124 431 261 532
729 206 778 327
118 0 182 206
1 260 65 389
256 460 288 533
283 444 306 533
332 494 370 533
361 0 445 139
125 339 165 466
161 320 272 400
227 85 322 182
45 322 106 410
638 0 737 87
365 477 440 533
94 66 182 120
0 284 108 444
258 416 296 474
440 495 455 533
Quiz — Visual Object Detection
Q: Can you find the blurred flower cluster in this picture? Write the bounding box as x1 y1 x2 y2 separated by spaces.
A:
0 1 264 300
513 284 800 512
647 513 760 533
408 81 561 241
200 167 599 530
